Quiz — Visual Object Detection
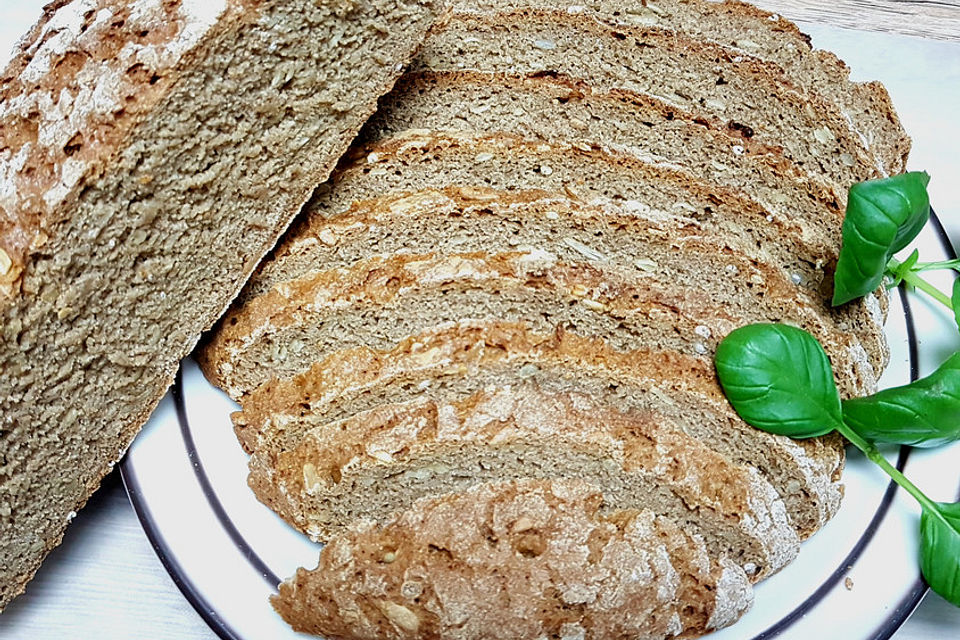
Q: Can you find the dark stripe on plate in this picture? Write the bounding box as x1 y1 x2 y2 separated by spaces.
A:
171 368 282 588
121 387 247 640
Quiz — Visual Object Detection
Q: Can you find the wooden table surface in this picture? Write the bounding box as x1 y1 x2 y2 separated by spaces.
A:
1 1 960 639
755 0 960 41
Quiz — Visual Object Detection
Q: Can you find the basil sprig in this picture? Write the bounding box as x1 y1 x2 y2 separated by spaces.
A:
842 353 960 448
833 172 930 305
716 324 960 606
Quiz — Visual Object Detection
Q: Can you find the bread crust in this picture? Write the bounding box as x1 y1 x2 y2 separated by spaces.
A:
272 479 755 640
0 0 239 293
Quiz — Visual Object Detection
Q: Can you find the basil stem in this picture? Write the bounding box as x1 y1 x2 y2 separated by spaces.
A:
888 255 954 309
833 172 931 306
913 258 960 273
841 353 960 448
840 422 960 606
837 421 940 512
953 280 960 331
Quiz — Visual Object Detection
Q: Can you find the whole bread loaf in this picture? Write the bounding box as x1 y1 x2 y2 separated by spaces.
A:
272 479 755 640
0 0 442 608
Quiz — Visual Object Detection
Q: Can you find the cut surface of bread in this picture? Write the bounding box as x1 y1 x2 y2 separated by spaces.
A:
443 0 909 175
238 139 890 372
216 187 886 388
361 70 846 224
263 383 800 579
238 322 844 538
201 249 876 402
0 0 441 608
414 9 884 187
272 479 755 640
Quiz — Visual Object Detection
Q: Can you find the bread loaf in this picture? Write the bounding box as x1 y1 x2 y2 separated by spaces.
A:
272 479 755 640
414 9 885 187
0 0 442 608
239 132 889 372
362 70 847 223
236 322 844 538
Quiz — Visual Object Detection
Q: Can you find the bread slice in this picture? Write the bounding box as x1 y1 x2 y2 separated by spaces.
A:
272 479 755 640
200 249 876 401
305 132 844 292
222 187 887 383
237 322 844 538
243 134 890 370
362 70 847 218
444 0 909 175
0 0 441 608
262 383 800 580
413 9 885 187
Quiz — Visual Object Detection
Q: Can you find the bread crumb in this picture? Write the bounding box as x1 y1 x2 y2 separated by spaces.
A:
844 577 854 590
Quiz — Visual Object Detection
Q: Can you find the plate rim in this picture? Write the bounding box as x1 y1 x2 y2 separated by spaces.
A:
119 210 958 640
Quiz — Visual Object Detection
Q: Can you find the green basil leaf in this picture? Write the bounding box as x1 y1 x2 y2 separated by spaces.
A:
833 172 931 306
715 324 842 438
953 279 960 332
921 502 960 607
842 352 960 448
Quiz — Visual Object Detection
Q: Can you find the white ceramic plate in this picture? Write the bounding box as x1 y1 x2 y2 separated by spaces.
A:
121 214 960 640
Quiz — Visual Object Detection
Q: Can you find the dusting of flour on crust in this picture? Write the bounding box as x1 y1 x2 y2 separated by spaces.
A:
0 0 227 295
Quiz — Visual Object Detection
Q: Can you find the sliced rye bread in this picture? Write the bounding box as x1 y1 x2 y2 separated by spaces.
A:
445 0 909 175
260 384 799 580
300 132 845 295
199 249 876 402
236 322 844 539
413 9 885 186
0 0 441 608
272 479 754 640
361 70 848 217
239 134 890 372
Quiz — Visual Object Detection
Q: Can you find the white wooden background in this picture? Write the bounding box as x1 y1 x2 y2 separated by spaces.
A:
2 1 960 638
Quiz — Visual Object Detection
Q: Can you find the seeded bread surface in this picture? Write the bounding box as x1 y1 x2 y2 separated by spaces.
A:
272 479 755 640
262 383 800 580
201 249 876 401
362 70 847 221
414 9 884 187
236 132 889 373
0 0 441 608
236 321 844 538
445 0 909 175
